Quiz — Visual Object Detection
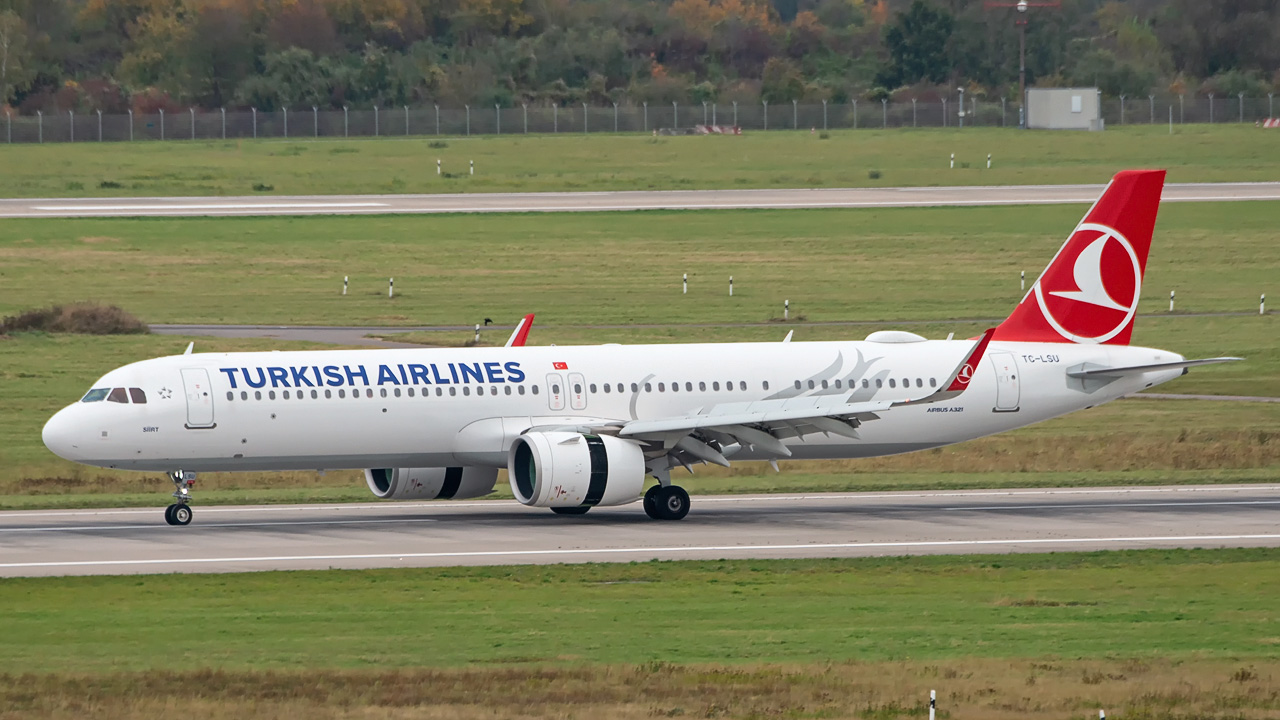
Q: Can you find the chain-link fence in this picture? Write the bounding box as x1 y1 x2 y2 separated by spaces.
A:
4 96 1277 144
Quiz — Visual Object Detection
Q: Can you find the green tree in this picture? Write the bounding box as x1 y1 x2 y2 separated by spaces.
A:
877 0 953 88
0 10 33 105
761 56 804 102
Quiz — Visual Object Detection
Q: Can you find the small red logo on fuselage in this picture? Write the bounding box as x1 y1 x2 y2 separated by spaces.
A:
553 361 568 370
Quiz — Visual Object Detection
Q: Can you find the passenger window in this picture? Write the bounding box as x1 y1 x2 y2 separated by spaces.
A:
807 380 815 390
504 386 511 395
129 388 147 403
821 380 828 389
835 380 842 389
714 382 721 391
671 382 678 393
589 384 597 393
323 390 331 399
762 381 769 390
463 387 471 396
574 383 582 394
603 384 611 394
408 388 415 397
532 385 539 395
658 382 665 392
226 391 234 401
699 382 706 391
794 380 801 390
268 391 276 400
916 379 923 388
875 380 882 389
450 387 457 396
395 388 402 397
889 379 896 388
726 381 734 391
930 378 937 387
476 387 484 396
81 388 110 403
310 390 317 399
107 387 129 403
518 386 525 395
283 390 291 399
254 391 262 400
552 384 561 394
645 383 652 392
739 382 746 391
437 387 444 396
863 380 870 389
685 382 693 392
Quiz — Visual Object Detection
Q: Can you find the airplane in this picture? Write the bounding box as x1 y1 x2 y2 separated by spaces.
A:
42 169 1240 526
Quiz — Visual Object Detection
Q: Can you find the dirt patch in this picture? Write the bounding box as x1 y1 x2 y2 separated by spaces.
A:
79 236 121 244
1 303 148 335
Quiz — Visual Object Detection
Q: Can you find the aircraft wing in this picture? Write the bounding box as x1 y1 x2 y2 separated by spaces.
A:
616 329 994 469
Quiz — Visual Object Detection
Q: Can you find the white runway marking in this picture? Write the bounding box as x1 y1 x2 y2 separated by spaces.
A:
0 517 436 533
32 202 388 211
945 500 1280 511
2 534 1277 570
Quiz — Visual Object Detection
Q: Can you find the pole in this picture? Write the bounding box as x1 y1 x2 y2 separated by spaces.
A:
343 276 348 296
822 99 827 129
1002 97 1006 127
1021 270 1025 290
435 104 440 135
37 110 41 143
733 100 737 127
191 107 195 140
1149 94 1154 124
1179 94 1184 123
1239 92 1244 123
1169 105 1173 134
470 160 474 175
763 100 768 130
583 102 588 133
643 102 648 132
1261 294 1266 315
283 107 288 138
374 105 380 136
437 159 440 175
942 98 947 127
69 110 74 142
252 107 257 139
674 101 678 128
523 104 528 134
315 106 319 137
389 278 394 299
128 109 133 141
958 89 964 128
465 104 470 136
97 110 102 141
407 105 411 135
929 690 936 720
682 273 687 294
6 110 10 144
344 106 348 137
159 108 164 140
1209 93 1214 124
853 99 857 128
474 325 481 343
221 107 226 139
784 299 789 321
987 152 992 169
712 102 716 125
703 101 708 125
1170 290 1175 312
1018 21 1026 105
614 102 618 132
882 98 887 127
554 104 558 133
792 99 797 129
1120 95 1125 124
495 104 500 135
912 98 917 127
950 153 954 169
729 276 733 297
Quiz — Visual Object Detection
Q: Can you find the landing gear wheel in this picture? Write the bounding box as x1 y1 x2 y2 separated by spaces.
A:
170 504 192 526
654 485 690 521
643 485 662 520
163 504 176 525
551 506 591 515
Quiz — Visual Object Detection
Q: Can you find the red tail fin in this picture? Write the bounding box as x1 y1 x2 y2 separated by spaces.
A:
992 169 1165 345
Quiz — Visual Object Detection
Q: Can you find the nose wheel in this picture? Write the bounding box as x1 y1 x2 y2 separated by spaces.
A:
165 470 196 526
644 484 690 520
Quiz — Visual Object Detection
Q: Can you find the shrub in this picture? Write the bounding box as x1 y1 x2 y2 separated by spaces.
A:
252 183 274 192
868 169 882 179
1 303 149 335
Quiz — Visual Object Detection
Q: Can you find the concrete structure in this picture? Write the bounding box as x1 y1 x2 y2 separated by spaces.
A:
1027 88 1102 130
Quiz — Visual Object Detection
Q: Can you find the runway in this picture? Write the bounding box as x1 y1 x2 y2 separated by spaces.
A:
4 181 1280 218
3 484 1278 577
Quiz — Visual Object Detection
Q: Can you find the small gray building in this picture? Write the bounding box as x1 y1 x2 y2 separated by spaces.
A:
1026 88 1102 130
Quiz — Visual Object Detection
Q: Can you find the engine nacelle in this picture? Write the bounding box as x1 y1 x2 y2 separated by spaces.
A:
508 431 646 508
364 466 497 500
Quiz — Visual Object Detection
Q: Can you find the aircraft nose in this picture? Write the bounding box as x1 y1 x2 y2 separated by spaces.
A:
42 406 82 461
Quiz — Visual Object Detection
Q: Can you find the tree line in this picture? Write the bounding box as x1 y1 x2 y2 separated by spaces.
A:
0 0 1276 116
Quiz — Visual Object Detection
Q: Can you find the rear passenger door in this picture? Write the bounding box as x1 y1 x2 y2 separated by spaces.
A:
567 372 587 410
546 373 565 411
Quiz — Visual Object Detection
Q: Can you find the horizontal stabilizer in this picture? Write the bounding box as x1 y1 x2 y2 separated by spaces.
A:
1066 357 1242 378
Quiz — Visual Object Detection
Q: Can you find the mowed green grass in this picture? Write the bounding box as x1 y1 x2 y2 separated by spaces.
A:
2 550 1277 673
2 201 1274 328
0 125 1277 197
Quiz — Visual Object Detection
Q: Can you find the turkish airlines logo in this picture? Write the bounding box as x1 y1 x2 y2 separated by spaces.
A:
956 363 974 385
1033 222 1142 344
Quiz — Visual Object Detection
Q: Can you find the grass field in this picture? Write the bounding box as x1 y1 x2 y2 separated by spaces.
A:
0 125 1278 198
3 550 1278 718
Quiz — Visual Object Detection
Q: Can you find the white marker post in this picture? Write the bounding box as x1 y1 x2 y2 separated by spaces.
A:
343 276 348 296
1262 293 1266 315
683 273 687 295
474 324 481 343
950 153 954 169
389 278 394 298
436 159 441 175
469 160 474 176
784 299 789 321
929 690 936 720
1170 290 1175 312
729 276 734 297
1021 270 1025 291
987 153 992 169
1100 710 1106 720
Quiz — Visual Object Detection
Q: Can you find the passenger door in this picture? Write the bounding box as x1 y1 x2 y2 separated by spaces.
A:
181 368 216 428
546 373 565 411
567 372 587 411
990 352 1020 412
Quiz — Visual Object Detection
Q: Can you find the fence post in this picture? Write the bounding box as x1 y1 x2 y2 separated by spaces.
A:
315 106 320 137
1270 93 1275 118
793 99 797 128
374 105 380 136
853 99 857 128
496 103 500 135
406 105 411 135
69 110 73 142
7 109 11 144
1179 94 1184 123
614 102 618 132
942 98 947 127
643 102 647 132
1002 97 1006 126
554 104 558 133
703 100 708 125
673 100 678 128
37 110 42 143
763 100 768 130
712 102 716 125
283 107 288 137
465 104 470 136
434 104 439 135
882 98 887 127
1239 92 1244 123
128 109 133 141
823 99 828 130
583 102 588 133
221 107 226 139
190 107 195 140
97 110 102 141
159 108 165 140
911 98 917 127
1149 94 1154 124
1208 93 1214 123
252 107 257 139
733 100 738 126
1120 94 1125 124
523 104 528 134
343 106 348 137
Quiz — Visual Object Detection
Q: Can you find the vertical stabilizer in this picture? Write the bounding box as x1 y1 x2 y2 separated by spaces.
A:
992 169 1165 345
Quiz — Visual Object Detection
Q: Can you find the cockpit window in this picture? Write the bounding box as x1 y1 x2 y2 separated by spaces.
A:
81 388 110 403
107 387 129 403
129 388 147 404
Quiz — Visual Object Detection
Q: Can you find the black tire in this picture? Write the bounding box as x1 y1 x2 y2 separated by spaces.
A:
550 506 590 515
656 485 690 521
643 485 663 519
171 504 193 526
163 504 176 526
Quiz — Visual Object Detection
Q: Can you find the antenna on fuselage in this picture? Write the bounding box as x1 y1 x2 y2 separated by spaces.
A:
183 342 194 355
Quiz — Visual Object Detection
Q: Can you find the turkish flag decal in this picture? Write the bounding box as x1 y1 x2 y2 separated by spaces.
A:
552 361 568 370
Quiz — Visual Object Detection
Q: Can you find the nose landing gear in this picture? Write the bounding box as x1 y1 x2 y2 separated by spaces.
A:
165 470 195 526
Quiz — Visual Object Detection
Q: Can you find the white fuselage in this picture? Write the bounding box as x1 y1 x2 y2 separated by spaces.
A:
43 338 1185 473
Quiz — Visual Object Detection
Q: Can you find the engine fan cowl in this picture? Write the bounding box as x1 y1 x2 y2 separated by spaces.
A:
508 431 646 508
364 466 497 500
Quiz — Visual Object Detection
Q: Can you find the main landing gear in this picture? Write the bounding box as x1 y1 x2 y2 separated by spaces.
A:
165 470 195 526
644 484 690 521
